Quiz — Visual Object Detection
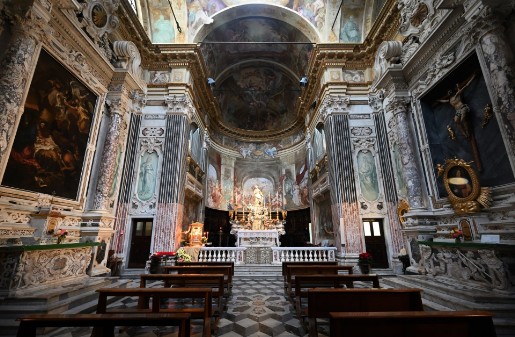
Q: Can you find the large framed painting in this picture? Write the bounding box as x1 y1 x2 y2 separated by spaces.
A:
1 49 98 200
420 54 514 197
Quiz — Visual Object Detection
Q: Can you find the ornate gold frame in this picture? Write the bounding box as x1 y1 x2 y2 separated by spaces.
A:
397 199 409 227
437 158 491 215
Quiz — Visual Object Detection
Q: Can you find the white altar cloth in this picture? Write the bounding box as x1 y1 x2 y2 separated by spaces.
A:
236 230 280 247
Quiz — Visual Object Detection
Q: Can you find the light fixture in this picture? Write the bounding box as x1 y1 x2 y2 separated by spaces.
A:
299 76 308 87
207 78 216 87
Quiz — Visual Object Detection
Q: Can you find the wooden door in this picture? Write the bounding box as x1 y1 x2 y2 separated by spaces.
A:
128 218 153 268
362 219 389 268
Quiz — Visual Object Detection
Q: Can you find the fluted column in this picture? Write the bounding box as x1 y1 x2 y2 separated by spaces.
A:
0 1 50 158
153 95 191 252
386 97 424 209
321 95 362 254
93 99 126 211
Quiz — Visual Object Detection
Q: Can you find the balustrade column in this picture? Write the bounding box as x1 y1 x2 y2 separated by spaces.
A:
0 2 50 158
386 97 424 209
153 95 191 252
321 95 362 254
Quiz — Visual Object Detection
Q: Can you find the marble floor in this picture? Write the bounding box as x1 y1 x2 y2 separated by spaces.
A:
44 278 324 337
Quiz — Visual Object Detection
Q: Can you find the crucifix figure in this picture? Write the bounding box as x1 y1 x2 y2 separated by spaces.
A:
436 73 482 171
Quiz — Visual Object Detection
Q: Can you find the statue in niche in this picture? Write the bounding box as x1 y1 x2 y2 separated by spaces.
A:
138 153 157 201
357 151 379 201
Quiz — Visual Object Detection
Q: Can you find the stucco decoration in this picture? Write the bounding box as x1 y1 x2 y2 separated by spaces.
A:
398 0 441 43
113 41 142 80
77 0 120 59
373 41 402 82
320 95 351 121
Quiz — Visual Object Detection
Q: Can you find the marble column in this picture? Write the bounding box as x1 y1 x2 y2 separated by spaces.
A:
370 92 403 255
468 4 515 152
0 2 50 158
321 95 362 254
153 95 191 252
386 97 424 210
93 99 126 211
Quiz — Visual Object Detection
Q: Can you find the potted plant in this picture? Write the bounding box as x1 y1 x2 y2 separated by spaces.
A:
358 252 373 274
451 228 464 243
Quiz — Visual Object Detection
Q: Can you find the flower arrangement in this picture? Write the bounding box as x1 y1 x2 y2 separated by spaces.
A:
450 228 463 239
49 228 68 244
176 247 192 262
358 252 373 265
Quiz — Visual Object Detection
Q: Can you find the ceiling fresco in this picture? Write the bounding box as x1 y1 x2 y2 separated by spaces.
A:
200 16 312 135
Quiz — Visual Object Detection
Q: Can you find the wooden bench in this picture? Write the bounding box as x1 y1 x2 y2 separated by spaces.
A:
17 313 191 337
281 261 338 286
176 261 235 277
285 265 353 297
96 287 213 337
329 310 496 337
293 274 380 316
140 274 226 313
307 288 423 337
163 265 233 292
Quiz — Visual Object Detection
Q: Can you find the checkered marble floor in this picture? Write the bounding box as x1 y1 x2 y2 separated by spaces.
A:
43 278 327 337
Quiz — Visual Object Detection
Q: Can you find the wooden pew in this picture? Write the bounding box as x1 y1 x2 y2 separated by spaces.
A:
176 261 235 277
140 274 225 313
285 265 353 297
281 261 338 286
163 265 233 292
293 274 380 316
96 287 212 337
17 313 191 337
307 288 423 337
329 311 496 337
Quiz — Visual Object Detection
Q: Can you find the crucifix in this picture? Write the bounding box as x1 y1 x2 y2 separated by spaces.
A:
436 72 482 171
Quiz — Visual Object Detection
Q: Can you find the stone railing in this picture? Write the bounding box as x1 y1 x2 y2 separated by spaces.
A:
198 247 247 264
271 247 337 264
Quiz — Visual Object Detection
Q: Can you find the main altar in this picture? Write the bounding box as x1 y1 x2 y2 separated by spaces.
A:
229 186 286 263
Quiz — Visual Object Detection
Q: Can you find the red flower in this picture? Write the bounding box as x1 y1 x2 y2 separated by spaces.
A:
358 252 373 264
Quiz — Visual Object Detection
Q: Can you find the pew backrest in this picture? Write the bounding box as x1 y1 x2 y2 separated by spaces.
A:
329 310 496 337
17 313 191 337
286 265 353 295
162 266 233 290
139 273 225 312
177 261 235 276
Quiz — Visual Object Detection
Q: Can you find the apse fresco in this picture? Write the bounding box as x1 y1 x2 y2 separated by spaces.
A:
206 147 309 211
2 49 97 200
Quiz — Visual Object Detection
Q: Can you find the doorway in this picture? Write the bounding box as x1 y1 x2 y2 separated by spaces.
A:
362 219 389 268
128 218 153 268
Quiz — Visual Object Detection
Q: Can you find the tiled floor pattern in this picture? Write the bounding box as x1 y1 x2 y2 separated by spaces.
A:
44 278 325 337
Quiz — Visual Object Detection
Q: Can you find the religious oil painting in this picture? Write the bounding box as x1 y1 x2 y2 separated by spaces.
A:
2 49 98 200
420 54 514 197
339 2 365 43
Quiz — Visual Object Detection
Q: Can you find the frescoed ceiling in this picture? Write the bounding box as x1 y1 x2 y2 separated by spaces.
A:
140 0 389 142
200 17 312 134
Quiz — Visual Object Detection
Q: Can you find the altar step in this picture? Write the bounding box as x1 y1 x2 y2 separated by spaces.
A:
235 264 282 279
381 275 515 336
0 277 134 336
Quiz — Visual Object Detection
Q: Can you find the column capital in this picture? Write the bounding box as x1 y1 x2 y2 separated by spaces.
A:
385 96 411 116
165 94 193 120
105 97 128 117
320 94 350 121
368 89 385 112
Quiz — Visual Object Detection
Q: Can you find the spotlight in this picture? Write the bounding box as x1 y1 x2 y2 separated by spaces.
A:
299 76 308 87
207 78 216 87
